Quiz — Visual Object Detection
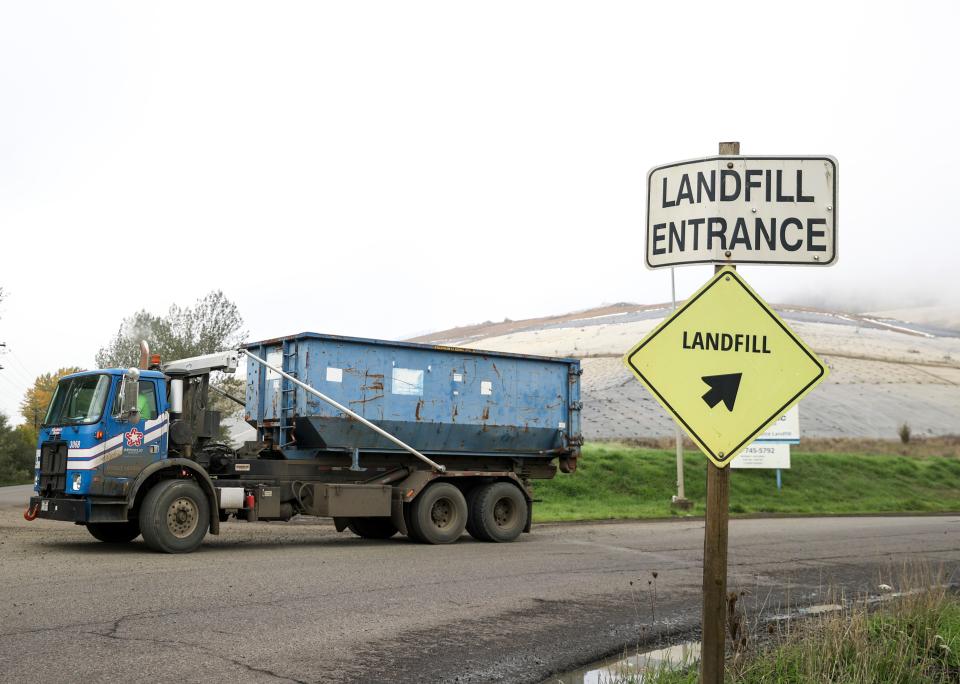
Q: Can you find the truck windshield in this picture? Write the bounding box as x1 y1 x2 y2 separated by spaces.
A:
43 374 112 426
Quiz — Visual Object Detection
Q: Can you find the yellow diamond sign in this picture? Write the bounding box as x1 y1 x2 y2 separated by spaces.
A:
623 267 828 467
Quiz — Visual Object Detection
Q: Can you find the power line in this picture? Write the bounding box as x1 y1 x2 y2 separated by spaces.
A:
0 374 26 416
0 343 33 379
0 359 33 386
8 348 35 380
0 371 23 390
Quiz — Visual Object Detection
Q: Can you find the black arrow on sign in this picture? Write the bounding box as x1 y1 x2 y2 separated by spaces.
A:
701 373 742 411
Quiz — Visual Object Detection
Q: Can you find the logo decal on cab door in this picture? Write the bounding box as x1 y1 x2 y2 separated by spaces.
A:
125 428 144 447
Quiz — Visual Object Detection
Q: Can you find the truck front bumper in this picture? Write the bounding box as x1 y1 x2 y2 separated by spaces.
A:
28 496 129 524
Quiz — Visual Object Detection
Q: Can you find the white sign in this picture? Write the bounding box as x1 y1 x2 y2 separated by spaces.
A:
646 156 837 268
758 406 799 443
730 442 791 469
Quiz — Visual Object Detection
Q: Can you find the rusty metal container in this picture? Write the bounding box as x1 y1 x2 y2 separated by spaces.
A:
243 332 581 458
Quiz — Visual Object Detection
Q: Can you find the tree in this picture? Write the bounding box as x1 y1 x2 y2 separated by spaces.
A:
95 291 249 442
19 367 85 430
96 291 247 368
95 310 166 370
0 413 35 486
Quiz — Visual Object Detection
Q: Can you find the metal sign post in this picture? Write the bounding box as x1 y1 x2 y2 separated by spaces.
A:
671 266 690 509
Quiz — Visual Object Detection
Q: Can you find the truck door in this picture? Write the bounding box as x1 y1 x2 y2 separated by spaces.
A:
101 378 168 485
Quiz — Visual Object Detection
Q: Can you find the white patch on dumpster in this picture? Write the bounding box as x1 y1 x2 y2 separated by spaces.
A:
326 367 343 383
453 373 463 382
392 368 424 396
266 349 283 414
559 421 566 429
265 349 282 380
481 381 492 396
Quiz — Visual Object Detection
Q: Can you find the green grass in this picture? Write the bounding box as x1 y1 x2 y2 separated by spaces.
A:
639 587 960 684
534 443 960 522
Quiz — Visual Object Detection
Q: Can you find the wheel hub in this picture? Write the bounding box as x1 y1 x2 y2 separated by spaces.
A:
494 498 514 527
167 497 199 539
431 499 453 528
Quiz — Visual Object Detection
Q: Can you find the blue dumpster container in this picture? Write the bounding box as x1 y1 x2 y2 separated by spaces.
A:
244 332 582 458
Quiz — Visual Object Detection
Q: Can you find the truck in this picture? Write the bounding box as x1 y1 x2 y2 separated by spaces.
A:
26 332 583 553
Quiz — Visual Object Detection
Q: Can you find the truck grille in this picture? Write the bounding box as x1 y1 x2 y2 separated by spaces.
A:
38 442 68 495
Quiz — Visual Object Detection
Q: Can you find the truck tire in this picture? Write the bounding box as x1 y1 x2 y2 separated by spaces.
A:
139 479 210 554
408 482 467 544
347 517 398 539
403 503 424 543
468 482 527 543
86 521 141 544
464 484 484 540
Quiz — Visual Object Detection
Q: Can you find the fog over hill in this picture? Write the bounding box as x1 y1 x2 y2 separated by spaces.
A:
409 303 960 442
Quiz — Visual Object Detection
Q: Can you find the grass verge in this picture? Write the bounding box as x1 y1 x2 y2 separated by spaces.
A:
635 585 960 684
534 443 960 521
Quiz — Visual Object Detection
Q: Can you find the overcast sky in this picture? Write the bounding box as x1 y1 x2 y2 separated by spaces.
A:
1 1 958 422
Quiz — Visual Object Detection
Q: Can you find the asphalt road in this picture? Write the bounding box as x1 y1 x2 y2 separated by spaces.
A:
1 486 958 683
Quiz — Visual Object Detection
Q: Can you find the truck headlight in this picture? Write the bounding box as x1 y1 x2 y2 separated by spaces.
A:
71 473 82 492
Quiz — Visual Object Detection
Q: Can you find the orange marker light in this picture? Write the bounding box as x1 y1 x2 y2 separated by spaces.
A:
95 430 104 440
150 354 161 366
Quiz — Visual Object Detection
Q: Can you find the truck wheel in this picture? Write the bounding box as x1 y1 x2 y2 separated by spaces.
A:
347 517 398 539
139 479 210 553
86 521 141 544
469 482 527 543
403 503 424 543
408 483 467 544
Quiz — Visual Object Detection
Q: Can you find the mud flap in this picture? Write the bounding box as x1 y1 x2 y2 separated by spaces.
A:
390 494 408 536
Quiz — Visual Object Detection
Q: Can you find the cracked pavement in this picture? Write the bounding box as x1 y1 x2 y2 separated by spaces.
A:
1 485 958 682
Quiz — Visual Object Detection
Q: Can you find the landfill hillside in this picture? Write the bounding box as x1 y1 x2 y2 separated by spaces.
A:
409 303 960 441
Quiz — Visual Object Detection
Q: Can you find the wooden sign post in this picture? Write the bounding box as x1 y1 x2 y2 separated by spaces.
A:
628 140 835 684
699 141 738 684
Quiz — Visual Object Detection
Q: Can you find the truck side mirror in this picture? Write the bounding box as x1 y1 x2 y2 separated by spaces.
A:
118 369 141 423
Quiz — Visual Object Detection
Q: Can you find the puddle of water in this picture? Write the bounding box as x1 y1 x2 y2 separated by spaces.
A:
798 603 843 615
546 641 700 684
547 587 957 684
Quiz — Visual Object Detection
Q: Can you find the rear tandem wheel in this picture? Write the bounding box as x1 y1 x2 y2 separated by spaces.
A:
407 482 468 544
347 517 398 539
467 481 527 543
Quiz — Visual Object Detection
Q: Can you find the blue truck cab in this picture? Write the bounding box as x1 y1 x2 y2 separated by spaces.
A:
33 368 170 517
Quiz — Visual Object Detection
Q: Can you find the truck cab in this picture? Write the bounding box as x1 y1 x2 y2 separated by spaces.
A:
35 369 169 502
29 362 226 552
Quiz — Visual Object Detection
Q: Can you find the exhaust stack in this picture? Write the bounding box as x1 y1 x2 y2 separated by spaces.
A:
138 341 150 370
